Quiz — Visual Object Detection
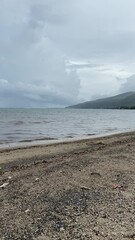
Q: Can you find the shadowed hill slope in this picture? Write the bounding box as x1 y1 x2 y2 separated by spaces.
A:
68 92 135 109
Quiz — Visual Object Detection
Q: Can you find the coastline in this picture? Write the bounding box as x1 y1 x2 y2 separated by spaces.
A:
0 130 134 165
0 131 114 150
0 129 134 151
0 131 135 239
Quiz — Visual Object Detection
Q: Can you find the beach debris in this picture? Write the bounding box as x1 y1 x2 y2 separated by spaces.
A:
25 209 30 213
122 231 135 238
0 166 3 175
91 172 101 177
80 186 91 190
8 176 12 180
100 211 107 219
35 178 39 181
97 141 106 146
0 182 9 189
34 234 50 240
112 184 123 190
93 226 99 235
60 227 65 232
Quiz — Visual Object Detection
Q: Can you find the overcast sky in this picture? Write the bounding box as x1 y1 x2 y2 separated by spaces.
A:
0 0 135 107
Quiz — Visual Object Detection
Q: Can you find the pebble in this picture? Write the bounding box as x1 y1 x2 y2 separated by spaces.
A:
0 182 9 189
25 209 30 213
59 227 65 232
122 231 135 238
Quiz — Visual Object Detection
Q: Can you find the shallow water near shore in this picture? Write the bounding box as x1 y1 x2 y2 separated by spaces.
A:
0 108 135 147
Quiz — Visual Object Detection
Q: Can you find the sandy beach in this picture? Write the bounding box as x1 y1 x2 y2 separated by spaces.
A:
0 132 135 240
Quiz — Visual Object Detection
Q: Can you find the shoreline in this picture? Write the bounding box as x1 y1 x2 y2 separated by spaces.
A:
0 131 135 239
0 129 134 152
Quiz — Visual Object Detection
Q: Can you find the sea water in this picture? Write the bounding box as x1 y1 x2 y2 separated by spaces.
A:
0 108 135 147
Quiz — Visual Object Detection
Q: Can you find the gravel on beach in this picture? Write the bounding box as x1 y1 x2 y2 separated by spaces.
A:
0 132 135 240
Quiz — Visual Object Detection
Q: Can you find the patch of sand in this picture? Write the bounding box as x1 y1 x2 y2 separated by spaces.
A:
0 132 135 239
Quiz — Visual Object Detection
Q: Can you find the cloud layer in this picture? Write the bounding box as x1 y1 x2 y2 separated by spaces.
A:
0 0 135 107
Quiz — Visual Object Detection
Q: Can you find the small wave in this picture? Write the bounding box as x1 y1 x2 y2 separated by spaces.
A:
7 136 16 139
43 120 53 124
19 139 34 143
28 121 41 124
87 133 96 136
14 121 24 126
15 129 32 132
66 135 74 138
3 132 26 136
33 121 41 124
27 121 50 124
19 137 57 143
105 128 118 132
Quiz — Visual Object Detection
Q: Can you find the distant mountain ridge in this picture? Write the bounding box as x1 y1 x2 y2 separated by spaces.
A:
68 92 135 109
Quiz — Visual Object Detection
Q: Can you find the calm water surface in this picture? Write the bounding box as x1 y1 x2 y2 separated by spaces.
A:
0 108 135 147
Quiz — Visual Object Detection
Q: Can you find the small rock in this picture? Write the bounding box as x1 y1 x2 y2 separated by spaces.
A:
101 213 107 218
91 172 101 177
112 184 123 190
60 227 65 232
80 186 91 190
0 167 3 174
25 209 30 213
35 178 39 181
93 227 99 235
0 182 9 189
122 231 135 238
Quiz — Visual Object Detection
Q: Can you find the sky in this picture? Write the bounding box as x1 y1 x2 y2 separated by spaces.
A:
0 0 135 107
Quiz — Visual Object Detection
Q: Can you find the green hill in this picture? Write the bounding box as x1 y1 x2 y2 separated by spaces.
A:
68 92 135 109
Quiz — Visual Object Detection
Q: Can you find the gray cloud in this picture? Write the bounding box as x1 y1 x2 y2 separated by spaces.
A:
0 0 135 107
67 62 102 70
0 0 80 107
120 75 135 93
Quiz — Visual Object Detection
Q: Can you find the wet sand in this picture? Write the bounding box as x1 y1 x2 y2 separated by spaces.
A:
0 132 135 240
